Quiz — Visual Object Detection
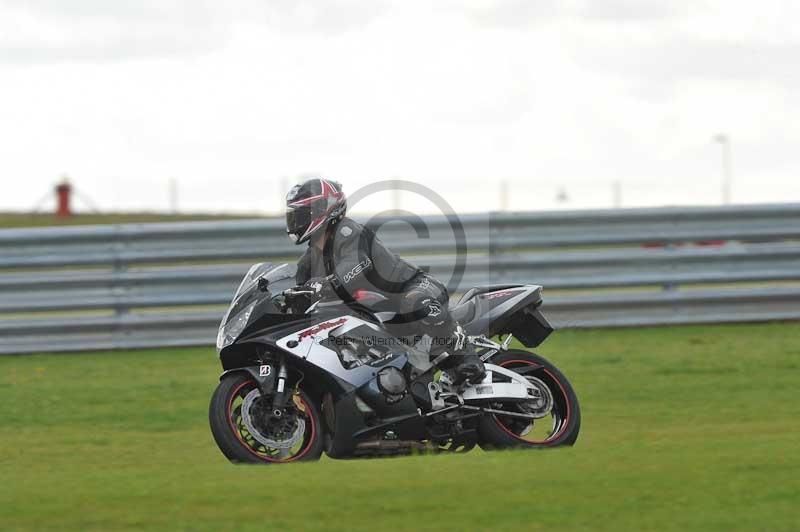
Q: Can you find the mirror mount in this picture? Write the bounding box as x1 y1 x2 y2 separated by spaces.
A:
257 276 270 293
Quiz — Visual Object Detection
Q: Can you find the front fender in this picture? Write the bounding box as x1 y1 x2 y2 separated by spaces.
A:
220 364 277 394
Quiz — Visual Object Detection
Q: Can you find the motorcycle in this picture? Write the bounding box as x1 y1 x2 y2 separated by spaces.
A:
209 262 580 463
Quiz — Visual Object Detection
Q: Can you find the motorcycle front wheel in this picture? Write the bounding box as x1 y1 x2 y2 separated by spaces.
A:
478 349 581 449
209 372 324 464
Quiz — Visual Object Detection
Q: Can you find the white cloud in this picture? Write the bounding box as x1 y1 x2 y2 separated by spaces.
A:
0 0 799 214
0 0 390 63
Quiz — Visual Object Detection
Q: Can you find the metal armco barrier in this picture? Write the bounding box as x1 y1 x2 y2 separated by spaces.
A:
1 203 799 354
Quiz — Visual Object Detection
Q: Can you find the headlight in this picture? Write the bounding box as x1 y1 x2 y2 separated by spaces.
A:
216 301 258 351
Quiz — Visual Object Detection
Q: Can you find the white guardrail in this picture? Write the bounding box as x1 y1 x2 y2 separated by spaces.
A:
1 203 799 354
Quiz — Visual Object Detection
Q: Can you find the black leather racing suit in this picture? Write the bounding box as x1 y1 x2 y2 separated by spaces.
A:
296 217 456 352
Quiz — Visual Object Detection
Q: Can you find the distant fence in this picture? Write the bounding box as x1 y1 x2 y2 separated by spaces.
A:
1 203 799 354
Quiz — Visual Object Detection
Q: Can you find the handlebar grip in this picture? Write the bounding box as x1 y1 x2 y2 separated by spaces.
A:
285 288 310 295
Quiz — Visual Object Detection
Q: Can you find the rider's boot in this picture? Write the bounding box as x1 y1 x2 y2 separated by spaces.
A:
448 349 486 385
432 325 486 385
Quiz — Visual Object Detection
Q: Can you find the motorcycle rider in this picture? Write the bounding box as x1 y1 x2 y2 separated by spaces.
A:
285 178 486 384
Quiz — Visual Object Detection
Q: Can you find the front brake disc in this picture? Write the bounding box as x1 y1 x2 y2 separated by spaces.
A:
241 389 305 449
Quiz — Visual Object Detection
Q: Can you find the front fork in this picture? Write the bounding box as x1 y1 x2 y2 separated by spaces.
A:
269 357 290 418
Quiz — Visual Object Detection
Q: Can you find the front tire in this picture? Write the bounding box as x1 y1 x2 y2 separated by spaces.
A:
209 372 324 463
478 350 580 449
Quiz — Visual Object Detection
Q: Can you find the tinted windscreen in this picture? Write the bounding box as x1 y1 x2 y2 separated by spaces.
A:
222 262 296 326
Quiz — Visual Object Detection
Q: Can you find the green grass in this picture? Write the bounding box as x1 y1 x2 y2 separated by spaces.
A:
1 322 799 531
0 212 256 229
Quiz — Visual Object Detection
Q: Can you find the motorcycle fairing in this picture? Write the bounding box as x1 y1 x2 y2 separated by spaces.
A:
270 316 427 456
275 315 414 387
323 388 428 458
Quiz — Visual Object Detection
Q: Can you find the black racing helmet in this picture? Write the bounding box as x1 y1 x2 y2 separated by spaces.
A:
285 178 347 245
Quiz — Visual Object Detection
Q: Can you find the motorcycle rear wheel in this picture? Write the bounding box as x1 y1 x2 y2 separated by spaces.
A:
477 349 580 449
209 372 324 464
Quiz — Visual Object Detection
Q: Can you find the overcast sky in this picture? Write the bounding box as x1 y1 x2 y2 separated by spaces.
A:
1 0 799 214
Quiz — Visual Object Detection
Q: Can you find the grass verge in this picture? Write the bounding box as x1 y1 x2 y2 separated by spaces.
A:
1 322 798 531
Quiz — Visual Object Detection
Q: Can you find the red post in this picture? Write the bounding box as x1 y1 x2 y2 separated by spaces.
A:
55 180 72 217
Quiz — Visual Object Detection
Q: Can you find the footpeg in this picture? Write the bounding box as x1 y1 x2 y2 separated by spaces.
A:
428 381 445 410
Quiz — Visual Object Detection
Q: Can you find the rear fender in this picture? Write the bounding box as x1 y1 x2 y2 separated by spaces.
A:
501 305 553 347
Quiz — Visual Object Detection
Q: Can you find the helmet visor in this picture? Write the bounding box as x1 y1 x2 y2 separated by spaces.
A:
286 205 312 237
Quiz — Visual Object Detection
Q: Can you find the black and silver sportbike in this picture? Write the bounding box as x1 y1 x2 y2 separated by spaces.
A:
209 262 580 463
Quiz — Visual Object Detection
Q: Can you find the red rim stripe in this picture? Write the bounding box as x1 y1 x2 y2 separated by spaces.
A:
227 380 317 463
493 360 571 444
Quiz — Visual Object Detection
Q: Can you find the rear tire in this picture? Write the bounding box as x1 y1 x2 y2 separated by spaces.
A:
478 349 580 449
209 372 324 464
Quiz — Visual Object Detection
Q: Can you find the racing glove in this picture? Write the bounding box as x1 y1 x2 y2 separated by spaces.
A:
302 275 338 300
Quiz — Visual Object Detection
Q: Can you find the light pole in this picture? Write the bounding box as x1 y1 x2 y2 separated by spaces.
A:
499 180 509 211
168 178 178 214
713 133 732 205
